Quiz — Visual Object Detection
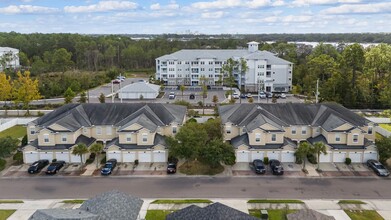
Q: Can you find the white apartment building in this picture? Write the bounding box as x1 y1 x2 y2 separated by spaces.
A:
0 47 20 71
155 42 293 92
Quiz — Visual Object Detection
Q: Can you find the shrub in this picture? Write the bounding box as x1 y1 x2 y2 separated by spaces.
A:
37 111 44 116
174 100 191 108
134 159 139 165
100 156 106 164
187 118 197 123
0 159 6 172
52 159 57 162
263 157 269 165
85 158 94 164
21 135 28 146
295 156 303 164
13 152 23 164
307 154 317 164
223 154 236 166
345 157 352 165
168 156 178 164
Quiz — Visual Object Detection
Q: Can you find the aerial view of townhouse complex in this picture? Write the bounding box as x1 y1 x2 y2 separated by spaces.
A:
1 1 391 219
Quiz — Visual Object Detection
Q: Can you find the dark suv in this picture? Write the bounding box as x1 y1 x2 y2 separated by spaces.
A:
101 159 117 175
167 163 177 174
45 161 65 174
269 159 284 175
252 159 266 174
28 160 49 174
367 159 390 177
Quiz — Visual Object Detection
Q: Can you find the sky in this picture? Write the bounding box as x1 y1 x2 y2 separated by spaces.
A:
0 0 390 34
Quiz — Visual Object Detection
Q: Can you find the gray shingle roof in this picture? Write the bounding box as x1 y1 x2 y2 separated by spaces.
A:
27 135 96 150
166 202 259 220
80 190 143 220
287 209 335 220
307 135 372 150
29 208 99 220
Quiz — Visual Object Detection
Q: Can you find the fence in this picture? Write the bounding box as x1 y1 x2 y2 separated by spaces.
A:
0 117 37 132
0 110 53 117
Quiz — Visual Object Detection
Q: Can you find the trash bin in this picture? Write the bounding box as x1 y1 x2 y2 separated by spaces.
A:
260 210 268 220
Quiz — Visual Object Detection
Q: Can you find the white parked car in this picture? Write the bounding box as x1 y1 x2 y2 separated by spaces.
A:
259 92 266 99
280 93 286 99
117 76 126 82
232 93 240 99
246 93 252 98
168 92 176 99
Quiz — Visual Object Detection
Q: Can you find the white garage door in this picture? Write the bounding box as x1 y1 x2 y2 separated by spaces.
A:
55 152 70 162
363 151 378 162
267 151 280 160
123 152 136 163
236 151 250 162
281 151 295 162
153 150 166 162
70 154 82 163
349 152 363 163
138 151 152 162
333 152 346 163
107 151 122 162
24 151 39 163
251 151 264 161
319 151 332 163
40 152 54 161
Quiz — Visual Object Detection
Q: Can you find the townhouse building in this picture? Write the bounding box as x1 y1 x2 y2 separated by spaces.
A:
23 103 186 163
155 42 293 93
219 103 378 163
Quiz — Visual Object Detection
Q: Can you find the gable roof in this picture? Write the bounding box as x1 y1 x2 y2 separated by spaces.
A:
80 190 143 220
29 208 98 220
166 202 258 220
118 82 160 93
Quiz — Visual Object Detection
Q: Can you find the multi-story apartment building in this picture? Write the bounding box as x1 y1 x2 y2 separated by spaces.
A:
0 47 20 71
155 42 293 93
219 103 378 163
23 103 186 163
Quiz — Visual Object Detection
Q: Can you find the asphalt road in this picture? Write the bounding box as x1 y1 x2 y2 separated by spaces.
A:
0 176 389 199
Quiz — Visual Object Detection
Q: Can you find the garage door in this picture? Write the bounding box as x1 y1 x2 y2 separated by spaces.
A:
319 151 332 163
267 151 280 160
107 151 122 162
138 151 152 162
236 151 250 162
251 151 264 161
40 152 54 161
281 151 295 162
24 151 39 163
70 154 82 163
333 152 346 163
363 151 378 162
55 152 70 162
349 152 363 163
123 152 136 163
153 150 166 162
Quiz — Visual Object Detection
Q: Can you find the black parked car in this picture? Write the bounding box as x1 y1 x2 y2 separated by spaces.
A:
45 161 65 174
252 159 266 174
367 159 390 177
101 159 117 175
269 159 284 175
28 160 49 174
167 163 177 174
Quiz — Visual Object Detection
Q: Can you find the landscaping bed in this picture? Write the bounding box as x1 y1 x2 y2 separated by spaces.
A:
145 210 174 220
344 210 384 220
338 200 366 204
61 200 85 204
179 160 224 175
249 209 297 220
248 200 303 204
0 200 23 204
0 210 16 220
151 199 212 204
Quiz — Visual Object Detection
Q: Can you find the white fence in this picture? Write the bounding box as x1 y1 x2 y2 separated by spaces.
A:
0 110 52 117
0 117 37 132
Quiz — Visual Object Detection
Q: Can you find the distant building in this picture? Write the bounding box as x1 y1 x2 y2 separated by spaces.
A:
155 42 293 93
0 47 20 71
118 82 160 99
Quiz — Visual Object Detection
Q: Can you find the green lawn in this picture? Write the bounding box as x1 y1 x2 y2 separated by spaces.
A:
249 209 297 220
0 200 23 204
151 199 212 204
0 125 26 139
338 200 366 204
380 124 391 132
0 210 16 220
145 210 174 220
345 210 384 220
179 160 224 175
61 200 85 204
248 200 304 204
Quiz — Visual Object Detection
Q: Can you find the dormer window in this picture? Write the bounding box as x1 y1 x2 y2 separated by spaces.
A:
301 127 307 135
126 134 132 142
335 133 340 142
96 126 102 135
368 126 373 135
172 126 177 134
353 134 359 143
30 127 36 135
255 133 261 142
271 134 276 142
226 126 231 134
291 127 296 135
61 134 67 143
142 133 148 143
43 134 49 143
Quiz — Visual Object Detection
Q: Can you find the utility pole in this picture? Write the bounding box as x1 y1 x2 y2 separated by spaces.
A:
120 73 123 103
315 79 319 104
111 81 114 103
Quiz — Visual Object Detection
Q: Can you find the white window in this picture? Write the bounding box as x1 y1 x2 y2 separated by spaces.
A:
106 127 112 135
335 133 340 142
96 126 102 135
173 126 177 134
126 134 132 142
30 127 36 135
61 134 67 143
368 126 373 135
178 61 182 65
255 133 261 142
353 134 359 143
200 61 205 65
271 134 276 142
83 127 88 134
209 61 213 65
301 127 307 135
291 127 296 135
316 127 320 133
43 134 49 143
226 126 231 134
142 133 148 143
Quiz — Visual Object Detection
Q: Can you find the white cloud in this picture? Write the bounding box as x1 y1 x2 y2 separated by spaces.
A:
272 0 285 6
150 2 179 10
322 2 391 14
0 5 59 14
201 11 224 19
191 0 243 9
292 0 361 7
259 15 313 23
64 1 138 13
247 0 271 8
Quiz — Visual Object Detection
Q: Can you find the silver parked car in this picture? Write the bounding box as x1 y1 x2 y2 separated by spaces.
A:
367 159 390 177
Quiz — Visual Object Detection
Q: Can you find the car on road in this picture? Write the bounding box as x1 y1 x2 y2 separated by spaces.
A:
367 159 390 177
45 161 65 174
232 93 240 99
28 160 49 174
101 159 117 175
240 93 246 99
169 92 176 100
269 159 284 175
167 163 177 174
252 159 266 174
112 79 121 84
259 92 266 99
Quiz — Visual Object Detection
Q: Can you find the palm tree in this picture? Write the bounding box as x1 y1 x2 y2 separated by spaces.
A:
222 58 237 101
72 143 89 170
313 142 327 171
180 85 185 100
89 143 104 168
295 142 312 170
239 58 249 91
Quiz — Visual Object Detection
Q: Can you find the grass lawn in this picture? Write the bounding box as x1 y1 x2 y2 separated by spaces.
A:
0 125 26 139
338 200 366 204
151 199 212 204
61 200 85 204
0 200 23 204
145 210 174 220
379 124 391 132
249 209 297 220
345 210 384 220
248 200 304 204
0 210 16 220
179 160 224 175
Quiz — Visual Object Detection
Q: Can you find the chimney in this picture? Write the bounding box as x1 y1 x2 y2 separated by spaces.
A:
247 41 259 53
